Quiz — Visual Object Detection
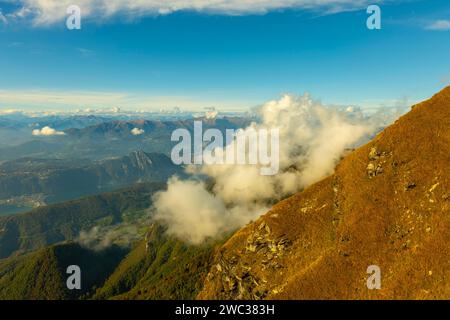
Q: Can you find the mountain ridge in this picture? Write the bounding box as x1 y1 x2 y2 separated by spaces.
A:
198 86 450 300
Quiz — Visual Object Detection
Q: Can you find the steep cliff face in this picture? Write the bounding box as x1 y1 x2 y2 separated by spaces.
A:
199 87 450 300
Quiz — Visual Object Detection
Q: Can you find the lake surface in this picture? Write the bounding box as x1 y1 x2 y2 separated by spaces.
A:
0 204 31 216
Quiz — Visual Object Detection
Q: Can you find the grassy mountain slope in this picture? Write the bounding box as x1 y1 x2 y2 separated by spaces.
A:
0 223 224 300
0 242 126 300
199 87 450 300
0 182 164 259
94 223 226 300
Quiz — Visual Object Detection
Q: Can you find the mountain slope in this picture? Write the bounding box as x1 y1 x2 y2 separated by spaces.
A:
199 87 450 300
94 223 226 300
0 242 126 300
0 182 164 259
0 223 226 300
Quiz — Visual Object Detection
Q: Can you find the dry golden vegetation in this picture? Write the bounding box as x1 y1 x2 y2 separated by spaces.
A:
199 87 450 300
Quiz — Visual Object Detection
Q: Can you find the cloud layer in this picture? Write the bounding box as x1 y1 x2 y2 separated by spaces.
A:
7 0 386 25
153 93 405 244
78 225 141 251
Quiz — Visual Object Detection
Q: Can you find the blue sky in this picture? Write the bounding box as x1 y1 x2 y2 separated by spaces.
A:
0 0 449 111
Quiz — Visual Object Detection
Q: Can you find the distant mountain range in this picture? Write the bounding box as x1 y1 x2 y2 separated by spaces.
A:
0 114 113 130
0 115 113 148
0 117 252 161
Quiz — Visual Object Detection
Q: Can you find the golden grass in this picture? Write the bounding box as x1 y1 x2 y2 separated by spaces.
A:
199 87 450 300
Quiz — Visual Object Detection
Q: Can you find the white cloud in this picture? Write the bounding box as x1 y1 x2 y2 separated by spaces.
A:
426 20 450 31
153 177 266 244
131 127 145 135
78 225 141 251
0 11 8 24
10 0 390 26
32 126 65 136
153 93 405 244
205 108 219 119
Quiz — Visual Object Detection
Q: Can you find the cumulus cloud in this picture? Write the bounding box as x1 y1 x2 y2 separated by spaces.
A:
153 93 404 244
204 108 219 119
153 177 267 244
131 127 145 135
78 225 141 251
10 0 389 25
426 20 450 31
32 126 65 136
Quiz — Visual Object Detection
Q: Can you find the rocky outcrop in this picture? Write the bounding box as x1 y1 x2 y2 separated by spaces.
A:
203 221 292 300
